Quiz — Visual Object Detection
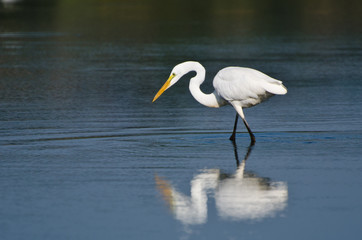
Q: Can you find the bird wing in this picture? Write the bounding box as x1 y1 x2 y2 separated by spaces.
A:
213 67 287 102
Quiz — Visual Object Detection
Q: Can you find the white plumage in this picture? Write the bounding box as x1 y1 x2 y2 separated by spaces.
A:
152 61 287 143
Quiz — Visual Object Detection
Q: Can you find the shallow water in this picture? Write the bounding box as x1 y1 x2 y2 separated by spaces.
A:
1 1 362 239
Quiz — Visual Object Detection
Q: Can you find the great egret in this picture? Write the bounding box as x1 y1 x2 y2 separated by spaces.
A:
152 61 287 143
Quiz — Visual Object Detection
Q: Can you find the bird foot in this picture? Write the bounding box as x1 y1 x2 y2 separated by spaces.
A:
229 134 236 142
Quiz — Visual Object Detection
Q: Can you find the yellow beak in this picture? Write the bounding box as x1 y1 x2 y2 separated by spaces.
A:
152 74 175 102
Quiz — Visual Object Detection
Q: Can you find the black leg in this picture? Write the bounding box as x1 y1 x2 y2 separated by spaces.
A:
229 113 239 141
242 118 256 145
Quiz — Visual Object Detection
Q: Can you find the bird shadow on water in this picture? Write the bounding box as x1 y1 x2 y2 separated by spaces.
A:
155 141 288 232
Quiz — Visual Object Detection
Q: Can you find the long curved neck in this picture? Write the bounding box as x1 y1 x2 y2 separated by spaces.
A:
185 62 225 108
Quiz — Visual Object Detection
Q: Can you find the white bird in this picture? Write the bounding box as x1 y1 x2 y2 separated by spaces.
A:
152 61 287 143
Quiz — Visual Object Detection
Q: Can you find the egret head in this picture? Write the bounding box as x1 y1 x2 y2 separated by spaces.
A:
152 65 183 103
152 61 203 103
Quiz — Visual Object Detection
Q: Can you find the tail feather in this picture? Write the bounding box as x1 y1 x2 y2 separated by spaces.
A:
263 81 287 95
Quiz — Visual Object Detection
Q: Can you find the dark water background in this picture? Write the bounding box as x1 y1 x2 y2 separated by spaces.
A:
1 0 362 239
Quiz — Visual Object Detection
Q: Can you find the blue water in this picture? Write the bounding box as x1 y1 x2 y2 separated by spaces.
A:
1 1 362 239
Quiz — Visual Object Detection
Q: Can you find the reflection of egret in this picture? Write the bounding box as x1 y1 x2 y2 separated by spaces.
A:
155 143 288 225
217 142 287 220
152 61 287 143
155 171 218 225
